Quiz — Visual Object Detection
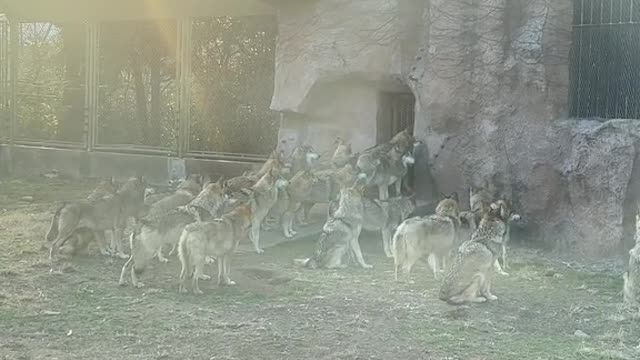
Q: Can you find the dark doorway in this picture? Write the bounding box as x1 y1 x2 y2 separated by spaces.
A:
376 92 415 143
376 91 416 196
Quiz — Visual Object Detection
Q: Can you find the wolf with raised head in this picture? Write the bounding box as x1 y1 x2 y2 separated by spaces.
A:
294 179 372 270
438 199 516 305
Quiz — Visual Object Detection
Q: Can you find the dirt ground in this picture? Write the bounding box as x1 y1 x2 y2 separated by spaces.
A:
0 177 639 360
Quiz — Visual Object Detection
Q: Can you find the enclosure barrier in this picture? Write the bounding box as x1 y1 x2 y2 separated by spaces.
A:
0 14 278 163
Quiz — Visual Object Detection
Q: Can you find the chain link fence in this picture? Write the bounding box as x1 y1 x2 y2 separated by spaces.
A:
13 21 86 146
188 16 278 158
97 20 178 151
570 0 640 119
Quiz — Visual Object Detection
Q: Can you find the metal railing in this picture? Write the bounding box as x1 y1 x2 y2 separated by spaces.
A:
569 0 640 119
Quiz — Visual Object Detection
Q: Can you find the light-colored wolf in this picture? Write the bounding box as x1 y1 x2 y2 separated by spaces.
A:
391 196 461 282
178 200 254 294
438 199 516 305
48 176 147 261
294 179 372 269
248 166 290 253
118 180 227 288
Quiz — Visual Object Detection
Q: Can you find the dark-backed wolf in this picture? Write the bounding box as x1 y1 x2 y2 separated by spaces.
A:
118 180 227 288
294 179 372 269
45 177 119 257
48 176 147 261
438 200 516 305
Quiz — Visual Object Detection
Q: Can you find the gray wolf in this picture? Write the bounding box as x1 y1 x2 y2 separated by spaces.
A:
146 174 203 217
468 183 520 276
438 199 516 305
330 194 416 258
46 177 120 257
178 200 254 294
357 144 415 200
118 179 227 288
248 166 290 253
48 177 147 261
392 195 462 281
294 179 372 269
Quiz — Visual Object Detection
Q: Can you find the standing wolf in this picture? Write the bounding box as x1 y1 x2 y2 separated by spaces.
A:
118 180 227 288
48 176 147 261
248 166 290 253
178 200 254 294
294 178 372 269
46 177 119 257
438 200 516 305
391 196 461 282
329 194 416 258
357 144 415 200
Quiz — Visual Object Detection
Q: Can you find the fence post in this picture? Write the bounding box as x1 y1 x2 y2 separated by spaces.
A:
8 18 18 145
84 22 99 151
176 17 192 158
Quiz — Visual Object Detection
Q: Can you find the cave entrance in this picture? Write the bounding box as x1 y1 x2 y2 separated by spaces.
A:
376 91 416 195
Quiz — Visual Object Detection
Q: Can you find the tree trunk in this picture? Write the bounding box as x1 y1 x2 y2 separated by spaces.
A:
131 50 147 144
58 23 84 142
150 58 161 146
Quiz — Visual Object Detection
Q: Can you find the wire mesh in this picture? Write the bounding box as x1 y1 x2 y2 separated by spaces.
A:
188 16 278 158
14 22 86 144
96 20 178 151
0 15 8 143
570 0 640 119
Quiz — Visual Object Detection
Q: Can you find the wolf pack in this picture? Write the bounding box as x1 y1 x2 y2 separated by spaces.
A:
41 128 640 310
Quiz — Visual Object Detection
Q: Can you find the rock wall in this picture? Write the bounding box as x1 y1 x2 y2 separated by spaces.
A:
271 0 640 257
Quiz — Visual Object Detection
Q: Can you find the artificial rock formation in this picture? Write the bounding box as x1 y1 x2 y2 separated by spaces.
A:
271 0 639 257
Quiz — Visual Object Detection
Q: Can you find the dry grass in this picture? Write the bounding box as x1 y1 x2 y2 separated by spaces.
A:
0 177 639 359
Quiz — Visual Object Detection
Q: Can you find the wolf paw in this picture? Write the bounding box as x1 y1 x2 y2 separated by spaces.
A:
115 252 130 260
362 264 373 269
485 294 498 301
158 257 169 263
199 274 211 280
205 256 216 264
497 270 510 276
255 248 265 254
134 282 146 289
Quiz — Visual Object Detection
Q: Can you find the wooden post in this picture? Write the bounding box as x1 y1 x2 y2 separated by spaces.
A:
623 211 640 313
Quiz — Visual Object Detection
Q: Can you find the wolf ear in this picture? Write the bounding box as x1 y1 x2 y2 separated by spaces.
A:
216 175 224 186
489 202 499 211
450 192 459 202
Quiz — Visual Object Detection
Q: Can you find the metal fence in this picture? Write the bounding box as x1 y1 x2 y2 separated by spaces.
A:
0 16 8 143
0 15 278 160
569 0 640 119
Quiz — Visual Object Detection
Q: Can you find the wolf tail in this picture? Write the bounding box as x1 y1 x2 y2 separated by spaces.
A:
392 224 407 281
45 202 66 242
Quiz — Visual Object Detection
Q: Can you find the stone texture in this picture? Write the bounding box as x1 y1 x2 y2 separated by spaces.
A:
271 0 640 257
